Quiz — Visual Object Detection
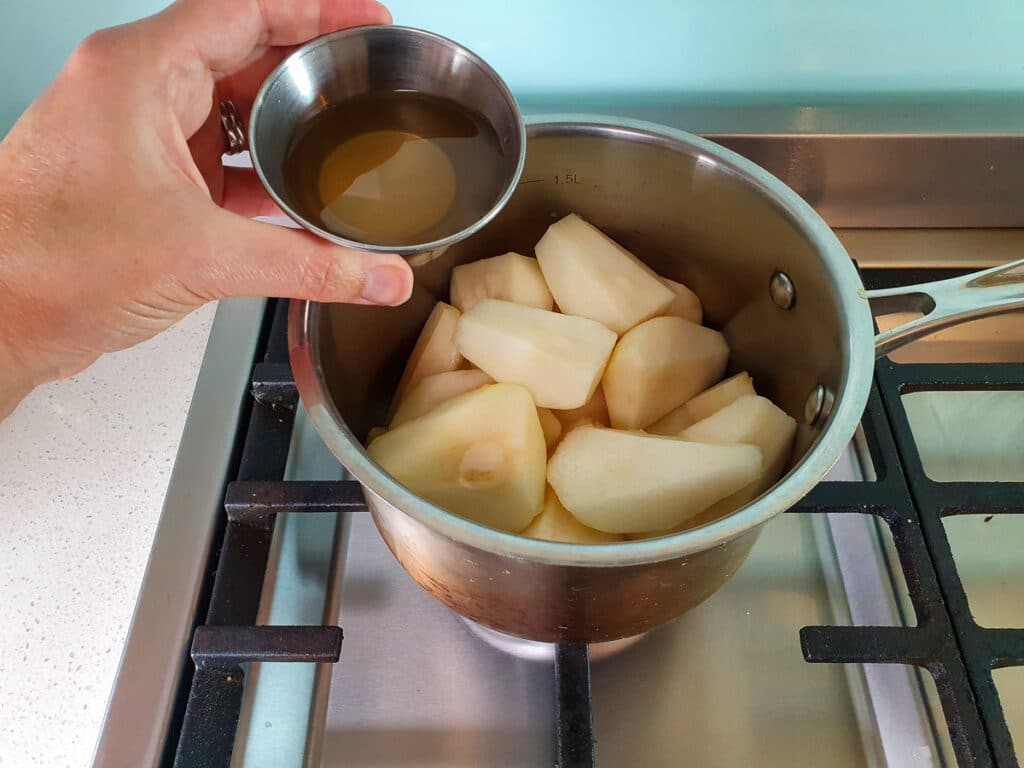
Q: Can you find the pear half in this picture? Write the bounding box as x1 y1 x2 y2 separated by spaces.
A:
455 299 616 409
368 383 546 532
603 316 729 430
535 213 674 334
547 425 762 533
450 252 553 313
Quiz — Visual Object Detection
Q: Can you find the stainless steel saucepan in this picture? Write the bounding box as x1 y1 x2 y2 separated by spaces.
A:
288 116 1024 643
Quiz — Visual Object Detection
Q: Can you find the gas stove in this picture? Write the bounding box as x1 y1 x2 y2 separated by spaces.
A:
92 117 1024 767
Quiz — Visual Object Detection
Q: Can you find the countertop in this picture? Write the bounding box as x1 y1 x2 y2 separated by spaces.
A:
0 303 216 767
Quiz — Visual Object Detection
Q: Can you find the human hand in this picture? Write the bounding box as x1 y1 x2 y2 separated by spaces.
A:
0 0 412 418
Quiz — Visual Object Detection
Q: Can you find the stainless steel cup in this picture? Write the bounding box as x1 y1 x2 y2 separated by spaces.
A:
248 25 526 261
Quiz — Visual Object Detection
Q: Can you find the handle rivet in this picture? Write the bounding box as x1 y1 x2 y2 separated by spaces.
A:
805 384 834 426
769 272 796 310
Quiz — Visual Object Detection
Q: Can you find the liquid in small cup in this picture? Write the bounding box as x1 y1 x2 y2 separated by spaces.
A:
283 91 508 248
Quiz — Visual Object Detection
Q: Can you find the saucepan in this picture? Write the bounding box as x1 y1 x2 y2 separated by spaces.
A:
288 116 1024 643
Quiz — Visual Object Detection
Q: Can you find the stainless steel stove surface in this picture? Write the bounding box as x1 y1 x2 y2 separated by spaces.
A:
227 302 1024 768
227 322 1023 766
233 428 941 768
228 375 1022 767
93 122 1024 768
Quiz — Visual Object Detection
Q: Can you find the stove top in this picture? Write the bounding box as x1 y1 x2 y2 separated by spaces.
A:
92 130 1024 768
234 428 937 768
222 299 1022 768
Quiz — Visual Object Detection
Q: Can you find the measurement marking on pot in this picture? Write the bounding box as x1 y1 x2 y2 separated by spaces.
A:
553 173 581 185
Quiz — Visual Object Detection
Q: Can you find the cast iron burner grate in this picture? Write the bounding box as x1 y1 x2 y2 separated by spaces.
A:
167 269 1023 768
793 268 1024 768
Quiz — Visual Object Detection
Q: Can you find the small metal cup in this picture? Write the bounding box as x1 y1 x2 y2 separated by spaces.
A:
248 26 526 261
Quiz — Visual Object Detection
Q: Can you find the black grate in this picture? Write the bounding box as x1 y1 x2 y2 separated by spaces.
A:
168 270 1023 767
797 268 1024 768
555 644 596 768
169 300 368 768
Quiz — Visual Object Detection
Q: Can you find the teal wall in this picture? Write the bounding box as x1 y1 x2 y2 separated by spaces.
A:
4 0 1024 135
2 0 167 135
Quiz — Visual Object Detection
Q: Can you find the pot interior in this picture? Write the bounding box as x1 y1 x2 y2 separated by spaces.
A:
313 120 856 517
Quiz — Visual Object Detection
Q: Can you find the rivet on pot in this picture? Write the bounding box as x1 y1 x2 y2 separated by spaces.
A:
769 272 796 310
805 384 835 426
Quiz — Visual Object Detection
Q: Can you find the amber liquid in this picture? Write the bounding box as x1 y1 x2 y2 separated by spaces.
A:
283 92 506 247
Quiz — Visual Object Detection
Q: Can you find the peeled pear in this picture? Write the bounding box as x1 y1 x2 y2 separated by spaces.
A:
684 371 756 423
449 252 553 313
522 486 624 544
536 407 563 451
455 299 617 409
534 214 674 334
394 302 463 404
661 278 702 324
552 386 610 431
391 369 493 427
547 425 763 533
680 394 798 516
368 383 546 532
645 406 696 436
646 371 754 435
603 316 729 430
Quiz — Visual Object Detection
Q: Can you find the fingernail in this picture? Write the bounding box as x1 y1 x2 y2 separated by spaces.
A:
362 264 411 305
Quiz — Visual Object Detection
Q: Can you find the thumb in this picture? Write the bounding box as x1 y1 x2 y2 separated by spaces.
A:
188 209 414 305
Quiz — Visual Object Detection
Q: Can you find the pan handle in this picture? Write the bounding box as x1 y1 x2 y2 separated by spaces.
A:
866 258 1024 357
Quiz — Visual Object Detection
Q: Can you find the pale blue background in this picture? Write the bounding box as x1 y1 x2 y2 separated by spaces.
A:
3 0 1024 135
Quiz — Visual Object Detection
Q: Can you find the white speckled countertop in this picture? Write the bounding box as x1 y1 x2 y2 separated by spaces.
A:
0 303 216 768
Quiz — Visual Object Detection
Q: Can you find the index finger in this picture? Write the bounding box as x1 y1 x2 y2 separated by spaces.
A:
162 0 391 73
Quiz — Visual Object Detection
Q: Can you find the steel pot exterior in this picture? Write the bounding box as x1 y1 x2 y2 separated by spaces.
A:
364 487 763 642
288 116 876 642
